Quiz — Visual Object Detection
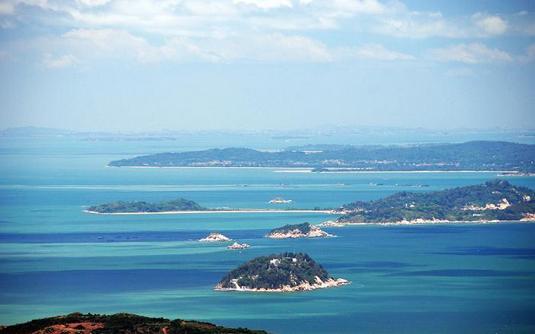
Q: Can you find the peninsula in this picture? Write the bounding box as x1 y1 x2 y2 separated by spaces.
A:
107 141 534 172
329 180 535 226
215 252 349 292
266 222 333 239
0 312 268 334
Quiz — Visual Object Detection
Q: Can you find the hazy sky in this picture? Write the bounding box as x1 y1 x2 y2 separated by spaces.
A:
0 0 534 131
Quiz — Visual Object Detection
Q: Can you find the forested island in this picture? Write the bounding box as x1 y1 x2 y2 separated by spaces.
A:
86 198 205 214
215 252 349 292
327 180 535 226
266 223 332 239
0 312 268 334
108 141 534 172
85 199 333 214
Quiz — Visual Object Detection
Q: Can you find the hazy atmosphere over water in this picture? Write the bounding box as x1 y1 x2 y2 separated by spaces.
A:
0 0 535 131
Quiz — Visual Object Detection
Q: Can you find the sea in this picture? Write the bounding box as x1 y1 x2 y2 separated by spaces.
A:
0 133 534 334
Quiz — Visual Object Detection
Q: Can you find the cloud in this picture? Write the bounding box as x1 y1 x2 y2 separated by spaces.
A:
0 2 15 15
372 8 528 39
373 11 466 38
62 29 191 63
518 43 535 63
345 44 414 61
43 54 78 68
3 0 534 66
77 0 112 7
228 33 332 62
54 28 332 64
233 0 293 10
328 0 385 15
518 22 535 36
430 43 512 64
472 13 507 35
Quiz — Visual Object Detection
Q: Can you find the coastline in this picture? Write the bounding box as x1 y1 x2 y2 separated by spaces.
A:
275 169 520 174
106 165 526 174
84 209 336 215
214 277 350 293
267 225 334 239
319 217 535 227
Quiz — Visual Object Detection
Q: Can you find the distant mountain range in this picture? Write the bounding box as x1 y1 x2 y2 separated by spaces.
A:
108 141 535 172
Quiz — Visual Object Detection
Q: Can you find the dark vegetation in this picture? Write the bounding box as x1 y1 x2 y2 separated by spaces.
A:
87 198 205 213
108 141 535 172
0 312 268 334
339 180 535 223
269 223 312 235
217 253 330 290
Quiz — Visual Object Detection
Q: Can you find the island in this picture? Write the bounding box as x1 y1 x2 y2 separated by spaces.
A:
227 242 251 250
0 312 268 334
268 197 292 204
266 222 333 239
328 180 535 226
85 198 335 215
107 141 534 172
214 252 349 292
199 233 231 242
86 198 205 214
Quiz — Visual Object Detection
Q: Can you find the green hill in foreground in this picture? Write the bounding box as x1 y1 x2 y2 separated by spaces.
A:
0 312 268 334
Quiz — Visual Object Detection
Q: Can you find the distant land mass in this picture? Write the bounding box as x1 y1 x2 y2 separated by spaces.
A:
0 312 268 334
326 180 535 226
108 141 535 172
86 198 205 214
215 252 349 292
85 198 332 214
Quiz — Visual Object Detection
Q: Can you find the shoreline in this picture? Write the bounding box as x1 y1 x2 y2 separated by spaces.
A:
214 278 350 293
267 225 334 239
106 165 524 174
319 218 535 227
275 169 520 174
84 209 336 215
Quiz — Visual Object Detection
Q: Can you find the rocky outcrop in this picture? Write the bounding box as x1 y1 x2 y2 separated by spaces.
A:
266 223 333 239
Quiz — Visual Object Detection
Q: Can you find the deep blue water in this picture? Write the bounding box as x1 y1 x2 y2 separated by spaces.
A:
0 137 534 333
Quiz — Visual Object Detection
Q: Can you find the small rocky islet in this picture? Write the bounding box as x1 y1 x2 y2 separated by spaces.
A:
266 222 333 239
198 232 232 242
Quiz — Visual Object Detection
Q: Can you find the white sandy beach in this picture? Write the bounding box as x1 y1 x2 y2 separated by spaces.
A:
274 169 517 174
319 217 535 227
107 165 524 175
214 277 350 293
84 209 336 215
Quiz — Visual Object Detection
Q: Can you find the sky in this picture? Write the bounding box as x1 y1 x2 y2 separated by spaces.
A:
0 0 534 132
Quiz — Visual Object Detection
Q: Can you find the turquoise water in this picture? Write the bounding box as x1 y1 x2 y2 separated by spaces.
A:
1 138 535 333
